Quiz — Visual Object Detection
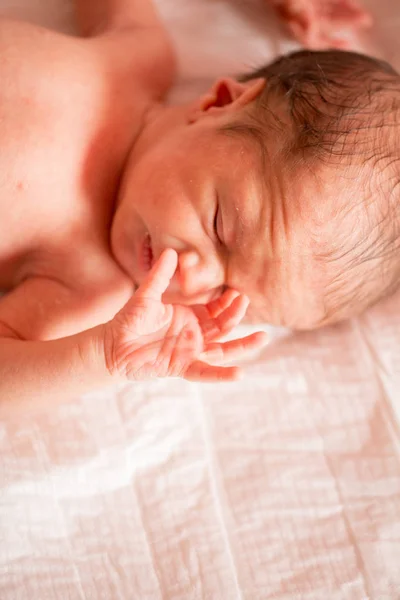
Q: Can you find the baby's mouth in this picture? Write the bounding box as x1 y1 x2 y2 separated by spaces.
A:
142 232 154 272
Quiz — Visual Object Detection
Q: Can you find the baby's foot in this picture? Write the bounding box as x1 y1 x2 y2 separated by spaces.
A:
269 0 372 49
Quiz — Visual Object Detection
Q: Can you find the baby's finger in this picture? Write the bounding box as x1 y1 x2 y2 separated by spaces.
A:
200 331 268 365
191 289 240 325
205 288 241 319
202 294 250 342
184 361 242 382
135 249 178 301
329 0 372 27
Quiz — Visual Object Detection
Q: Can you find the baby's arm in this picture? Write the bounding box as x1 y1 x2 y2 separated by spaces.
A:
267 0 372 48
0 278 114 414
0 322 110 417
0 251 266 417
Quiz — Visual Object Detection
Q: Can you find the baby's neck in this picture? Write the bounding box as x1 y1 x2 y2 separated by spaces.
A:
126 101 191 162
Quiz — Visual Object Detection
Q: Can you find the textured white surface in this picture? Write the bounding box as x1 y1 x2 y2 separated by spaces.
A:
1 1 400 599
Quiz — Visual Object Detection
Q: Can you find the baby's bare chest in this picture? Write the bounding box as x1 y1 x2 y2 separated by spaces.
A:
0 25 124 291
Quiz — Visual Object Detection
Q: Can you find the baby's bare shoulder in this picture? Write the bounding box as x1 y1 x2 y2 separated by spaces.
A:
93 25 176 101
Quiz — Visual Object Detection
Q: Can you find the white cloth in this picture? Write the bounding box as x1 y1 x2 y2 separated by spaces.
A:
1 1 400 598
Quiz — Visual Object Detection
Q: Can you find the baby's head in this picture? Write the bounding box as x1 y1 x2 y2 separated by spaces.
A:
111 49 400 328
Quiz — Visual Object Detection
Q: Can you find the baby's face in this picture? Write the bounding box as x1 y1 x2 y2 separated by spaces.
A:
111 105 330 327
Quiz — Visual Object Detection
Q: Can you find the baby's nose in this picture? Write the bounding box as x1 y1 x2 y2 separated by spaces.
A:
177 250 223 298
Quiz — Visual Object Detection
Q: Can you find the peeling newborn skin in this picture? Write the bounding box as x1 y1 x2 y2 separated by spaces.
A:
267 0 372 48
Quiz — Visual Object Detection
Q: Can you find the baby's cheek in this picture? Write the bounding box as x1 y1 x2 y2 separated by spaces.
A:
243 303 264 324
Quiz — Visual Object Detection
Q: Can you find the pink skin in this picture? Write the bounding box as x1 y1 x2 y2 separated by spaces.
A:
0 5 271 406
0 0 373 406
268 0 372 48
110 77 326 328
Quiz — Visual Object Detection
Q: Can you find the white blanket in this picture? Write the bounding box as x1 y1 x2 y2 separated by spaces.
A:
1 1 400 599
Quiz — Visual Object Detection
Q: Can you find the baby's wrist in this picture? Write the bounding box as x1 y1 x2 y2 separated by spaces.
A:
76 323 125 385
99 321 133 382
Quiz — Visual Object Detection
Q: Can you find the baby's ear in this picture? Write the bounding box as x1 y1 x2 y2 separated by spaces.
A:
188 77 265 123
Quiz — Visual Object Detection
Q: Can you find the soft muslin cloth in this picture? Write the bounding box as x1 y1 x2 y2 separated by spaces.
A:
0 1 399 598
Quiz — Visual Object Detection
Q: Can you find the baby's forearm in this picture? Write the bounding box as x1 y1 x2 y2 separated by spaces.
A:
74 0 163 36
0 325 114 418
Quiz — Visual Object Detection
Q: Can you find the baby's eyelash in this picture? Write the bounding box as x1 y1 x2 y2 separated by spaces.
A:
213 204 222 244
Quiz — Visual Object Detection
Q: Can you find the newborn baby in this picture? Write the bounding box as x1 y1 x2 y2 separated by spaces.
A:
0 0 397 405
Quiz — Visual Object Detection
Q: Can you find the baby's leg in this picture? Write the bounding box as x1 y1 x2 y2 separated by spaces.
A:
267 0 372 48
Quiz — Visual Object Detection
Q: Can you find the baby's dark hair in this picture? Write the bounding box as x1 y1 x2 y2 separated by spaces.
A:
236 50 400 324
241 50 400 160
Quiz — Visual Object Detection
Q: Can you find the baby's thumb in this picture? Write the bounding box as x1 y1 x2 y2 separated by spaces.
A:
135 249 178 301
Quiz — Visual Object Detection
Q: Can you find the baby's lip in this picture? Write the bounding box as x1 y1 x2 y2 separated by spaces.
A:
141 232 154 272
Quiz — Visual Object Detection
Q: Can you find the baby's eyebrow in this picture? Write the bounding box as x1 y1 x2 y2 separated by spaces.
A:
229 188 264 265
221 123 269 197
218 124 269 245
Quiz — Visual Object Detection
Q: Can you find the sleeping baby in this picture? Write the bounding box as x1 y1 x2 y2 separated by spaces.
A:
1 0 397 406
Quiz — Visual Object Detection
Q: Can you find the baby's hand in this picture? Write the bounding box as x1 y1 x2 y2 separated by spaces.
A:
103 249 267 382
269 0 372 49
